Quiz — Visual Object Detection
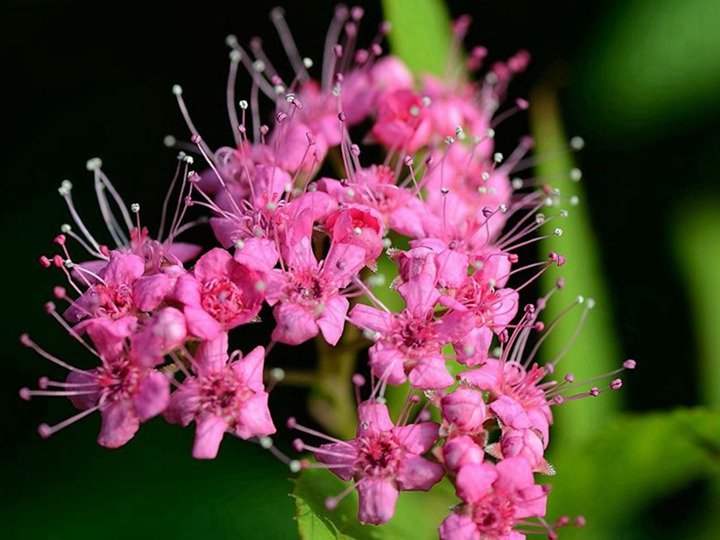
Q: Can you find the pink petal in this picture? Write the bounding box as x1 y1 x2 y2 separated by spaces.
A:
317 295 349 346
356 401 394 436
393 422 440 454
77 316 138 362
313 441 357 482
133 273 171 312
210 217 244 249
460 359 502 391
357 477 399 525
323 242 366 287
102 252 145 285
194 333 230 374
97 400 140 449
491 289 519 332
455 463 497 504
435 250 469 289
398 272 440 315
165 242 202 264
438 513 480 540
194 248 233 282
192 414 228 459
231 345 266 393
435 310 475 343
408 356 454 390
184 306 223 341
173 273 202 306
490 396 532 430
233 237 278 273
271 302 319 345
441 435 485 472
134 370 170 421
368 345 407 386
348 303 394 334
66 370 100 410
164 378 202 426
235 392 276 439
396 455 444 491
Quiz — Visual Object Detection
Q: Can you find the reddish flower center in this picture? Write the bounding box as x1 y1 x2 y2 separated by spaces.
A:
289 270 331 307
94 283 134 319
97 359 140 401
201 279 245 323
356 433 402 477
199 369 253 423
469 492 516 537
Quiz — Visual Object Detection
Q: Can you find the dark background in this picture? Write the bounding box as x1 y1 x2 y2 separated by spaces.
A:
2 0 718 538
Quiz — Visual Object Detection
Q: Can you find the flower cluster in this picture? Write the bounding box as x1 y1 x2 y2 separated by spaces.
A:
21 6 635 539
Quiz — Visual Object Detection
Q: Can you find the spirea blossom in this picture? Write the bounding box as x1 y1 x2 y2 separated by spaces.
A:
20 5 636 539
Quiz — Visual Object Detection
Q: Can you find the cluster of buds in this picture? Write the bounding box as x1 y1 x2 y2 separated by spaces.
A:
21 6 635 539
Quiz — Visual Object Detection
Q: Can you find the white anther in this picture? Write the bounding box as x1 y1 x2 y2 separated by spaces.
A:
535 214 545 224
235 239 245 249
492 346 502 358
488 279 496 288
488 188 496 195
184 156 194 165
464 346 475 355
332 85 341 96
163 135 176 147
254 280 266 292
253 60 266 72
58 180 73 196
409 105 420 116
346 188 355 197
172 84 183 96
498 204 508 213
512 178 523 190
569 196 580 206
481 172 490 181
544 197 554 207
60 224 72 233
485 72 498 85
472 135 482 144
85 157 102 171
229 50 242 62
266 202 277 211
259 436 273 449
554 228 563 236
493 152 504 163
274 84 285 95
576 295 585 304
303 57 314 69
225 34 238 47
64 259 74 269
422 96 432 107
559 210 568 218
474 261 484 269
477 186 487 194
289 460 302 473
131 203 140 213
586 298 596 309
570 168 582 181
445 136 455 145
269 368 285 381
486 128 495 138
239 100 249 110
367 274 386 287
382 237 392 248
570 136 585 150
441 187 449 195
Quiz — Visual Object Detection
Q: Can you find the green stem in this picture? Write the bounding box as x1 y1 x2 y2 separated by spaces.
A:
307 326 363 439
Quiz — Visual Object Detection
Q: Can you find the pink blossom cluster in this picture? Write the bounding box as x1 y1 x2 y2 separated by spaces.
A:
20 6 635 539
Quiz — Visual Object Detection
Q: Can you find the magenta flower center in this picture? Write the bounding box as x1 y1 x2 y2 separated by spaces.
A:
355 432 403 477
392 311 439 356
97 359 140 401
470 493 515 537
201 279 245 323
94 283 134 319
199 368 253 422
289 270 331 306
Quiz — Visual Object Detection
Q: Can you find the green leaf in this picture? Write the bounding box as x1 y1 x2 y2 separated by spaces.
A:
580 0 720 137
292 467 455 540
673 197 720 408
530 85 623 447
547 408 720 539
381 0 453 76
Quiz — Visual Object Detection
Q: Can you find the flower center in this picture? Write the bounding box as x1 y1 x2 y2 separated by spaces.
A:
94 283 134 319
356 433 402 477
201 279 245 323
97 359 139 400
470 493 516 537
199 369 253 422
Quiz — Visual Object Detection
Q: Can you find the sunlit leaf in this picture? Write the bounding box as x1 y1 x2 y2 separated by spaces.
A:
547 408 720 539
530 84 623 447
381 0 453 76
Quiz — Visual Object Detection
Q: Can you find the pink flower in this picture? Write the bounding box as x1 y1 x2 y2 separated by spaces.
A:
439 458 547 540
439 435 485 473
265 237 365 345
371 88 432 153
324 205 385 268
164 333 275 459
130 307 188 366
349 271 472 389
313 401 443 525
461 360 553 448
66 356 170 448
440 386 488 436
173 248 264 340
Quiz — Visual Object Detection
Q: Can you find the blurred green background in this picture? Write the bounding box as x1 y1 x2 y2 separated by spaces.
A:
2 0 719 538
